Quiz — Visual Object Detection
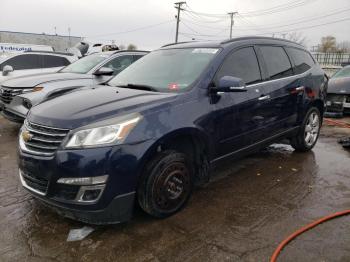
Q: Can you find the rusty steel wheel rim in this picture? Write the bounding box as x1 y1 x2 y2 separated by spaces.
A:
152 162 191 212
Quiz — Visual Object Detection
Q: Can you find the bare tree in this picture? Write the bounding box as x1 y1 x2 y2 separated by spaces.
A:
318 36 337 52
286 32 307 46
127 44 137 50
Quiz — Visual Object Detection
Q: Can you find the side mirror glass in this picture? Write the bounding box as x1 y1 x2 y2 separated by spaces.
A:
2 65 14 76
93 67 114 76
212 76 246 93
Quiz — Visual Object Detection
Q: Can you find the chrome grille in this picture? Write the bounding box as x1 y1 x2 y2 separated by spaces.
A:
20 120 70 157
327 94 346 102
0 87 23 104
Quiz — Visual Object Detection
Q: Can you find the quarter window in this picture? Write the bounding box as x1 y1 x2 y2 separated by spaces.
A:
1 54 41 70
260 46 293 80
216 47 262 85
287 47 315 74
42 55 70 68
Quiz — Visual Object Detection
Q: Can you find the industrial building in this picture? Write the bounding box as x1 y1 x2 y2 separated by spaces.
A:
0 30 83 52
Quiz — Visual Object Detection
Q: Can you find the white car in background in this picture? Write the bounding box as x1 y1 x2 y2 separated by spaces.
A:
0 51 78 84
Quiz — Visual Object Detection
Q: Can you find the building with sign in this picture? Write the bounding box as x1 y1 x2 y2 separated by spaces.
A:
0 31 83 52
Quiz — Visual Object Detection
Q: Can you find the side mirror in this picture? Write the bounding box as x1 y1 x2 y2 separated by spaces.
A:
93 67 114 76
2 65 14 76
212 76 247 93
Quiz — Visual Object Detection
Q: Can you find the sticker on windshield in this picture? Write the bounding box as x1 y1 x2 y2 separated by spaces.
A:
192 48 218 54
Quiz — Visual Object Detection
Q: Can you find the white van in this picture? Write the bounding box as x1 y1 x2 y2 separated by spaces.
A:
0 51 78 84
0 43 54 53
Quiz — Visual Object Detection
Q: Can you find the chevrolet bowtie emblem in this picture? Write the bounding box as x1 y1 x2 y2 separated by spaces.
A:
22 130 33 142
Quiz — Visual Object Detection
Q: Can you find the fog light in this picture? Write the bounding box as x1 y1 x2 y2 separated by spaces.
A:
82 189 102 201
76 185 105 203
57 175 108 185
23 99 32 109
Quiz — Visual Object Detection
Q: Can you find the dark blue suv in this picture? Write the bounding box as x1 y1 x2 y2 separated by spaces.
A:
18 37 328 224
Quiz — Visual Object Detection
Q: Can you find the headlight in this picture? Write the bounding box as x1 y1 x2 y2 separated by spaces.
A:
65 115 141 148
22 86 44 94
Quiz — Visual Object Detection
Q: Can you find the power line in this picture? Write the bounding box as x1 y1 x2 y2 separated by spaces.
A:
182 10 229 24
240 0 319 17
256 17 350 36
237 7 350 31
87 20 173 38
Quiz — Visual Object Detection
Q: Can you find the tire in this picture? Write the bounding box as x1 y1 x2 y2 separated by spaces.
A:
290 107 321 152
137 150 194 218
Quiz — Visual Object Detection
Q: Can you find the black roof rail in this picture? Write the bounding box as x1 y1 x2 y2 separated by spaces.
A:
161 41 197 48
221 36 303 46
24 50 75 56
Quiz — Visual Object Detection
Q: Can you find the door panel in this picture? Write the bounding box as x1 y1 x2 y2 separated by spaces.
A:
212 46 271 158
256 45 297 135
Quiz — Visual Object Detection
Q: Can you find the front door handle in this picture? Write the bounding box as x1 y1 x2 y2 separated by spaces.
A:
258 95 270 101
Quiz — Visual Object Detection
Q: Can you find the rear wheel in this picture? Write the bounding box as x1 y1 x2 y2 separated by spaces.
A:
290 107 321 152
137 150 193 218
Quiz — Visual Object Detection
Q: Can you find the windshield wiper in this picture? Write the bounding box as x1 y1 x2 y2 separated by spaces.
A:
116 84 158 92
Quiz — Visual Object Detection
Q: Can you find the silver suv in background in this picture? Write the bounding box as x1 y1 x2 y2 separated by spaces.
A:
0 51 78 83
0 50 148 122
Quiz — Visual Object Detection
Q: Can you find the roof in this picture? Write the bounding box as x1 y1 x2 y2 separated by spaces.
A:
161 36 304 49
88 50 149 56
24 50 75 56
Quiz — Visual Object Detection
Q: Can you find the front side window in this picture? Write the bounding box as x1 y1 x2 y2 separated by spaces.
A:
332 66 350 79
216 47 262 85
102 55 134 75
60 53 109 74
260 46 293 80
1 54 41 70
108 48 219 92
287 47 314 74
42 55 70 68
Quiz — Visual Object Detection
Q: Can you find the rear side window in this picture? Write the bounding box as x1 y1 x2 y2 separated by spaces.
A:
1 54 41 70
42 55 70 68
216 47 261 85
260 46 293 80
287 47 315 74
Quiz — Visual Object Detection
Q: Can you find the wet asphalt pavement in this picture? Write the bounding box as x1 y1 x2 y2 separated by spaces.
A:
1 115 350 262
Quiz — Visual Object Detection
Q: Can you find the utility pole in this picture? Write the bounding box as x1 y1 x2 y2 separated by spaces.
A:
174 1 186 43
228 12 238 39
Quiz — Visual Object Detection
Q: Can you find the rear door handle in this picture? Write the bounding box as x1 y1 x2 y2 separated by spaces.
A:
258 95 270 101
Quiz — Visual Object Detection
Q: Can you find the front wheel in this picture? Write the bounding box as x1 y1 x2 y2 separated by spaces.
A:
137 150 194 218
290 107 321 152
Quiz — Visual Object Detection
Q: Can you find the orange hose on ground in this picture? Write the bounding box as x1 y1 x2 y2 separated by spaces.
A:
270 210 350 262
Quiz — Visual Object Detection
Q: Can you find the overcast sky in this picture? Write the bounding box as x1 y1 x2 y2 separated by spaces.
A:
1 0 349 50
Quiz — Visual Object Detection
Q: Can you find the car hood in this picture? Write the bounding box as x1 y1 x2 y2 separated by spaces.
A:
328 77 350 94
28 85 177 129
1 72 91 88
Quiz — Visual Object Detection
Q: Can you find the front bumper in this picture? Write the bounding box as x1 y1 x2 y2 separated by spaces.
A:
1 107 25 123
18 139 153 224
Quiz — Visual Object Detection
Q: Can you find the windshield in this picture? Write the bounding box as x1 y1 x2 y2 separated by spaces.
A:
60 53 109 74
108 48 219 92
333 67 350 79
